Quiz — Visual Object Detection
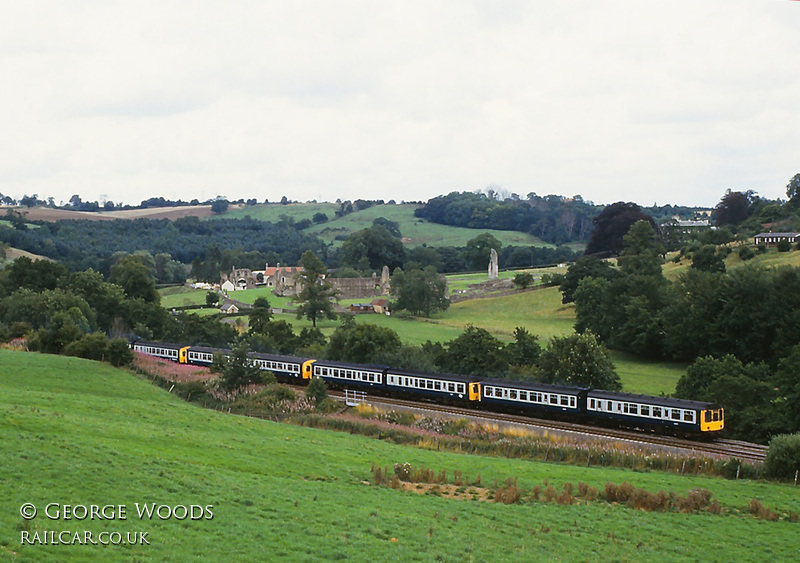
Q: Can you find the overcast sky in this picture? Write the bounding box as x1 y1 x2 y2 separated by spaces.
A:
1 1 799 208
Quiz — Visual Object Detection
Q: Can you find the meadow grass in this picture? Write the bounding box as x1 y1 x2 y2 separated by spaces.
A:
610 352 687 396
1 350 799 562
430 285 576 341
212 202 340 223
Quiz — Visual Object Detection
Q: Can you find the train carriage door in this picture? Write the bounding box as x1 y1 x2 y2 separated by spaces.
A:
469 382 481 402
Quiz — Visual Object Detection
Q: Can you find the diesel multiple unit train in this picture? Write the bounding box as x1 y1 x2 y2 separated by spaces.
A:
133 340 725 436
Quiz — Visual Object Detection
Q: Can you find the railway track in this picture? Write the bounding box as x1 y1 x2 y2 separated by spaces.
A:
319 389 768 465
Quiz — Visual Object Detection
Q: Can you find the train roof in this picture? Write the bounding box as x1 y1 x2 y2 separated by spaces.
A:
586 389 720 410
480 378 587 394
312 358 388 372
132 340 183 350
184 345 229 355
250 351 307 364
385 367 479 383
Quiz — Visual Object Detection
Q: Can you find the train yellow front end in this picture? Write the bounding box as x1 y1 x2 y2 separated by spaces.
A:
302 360 316 380
700 407 724 433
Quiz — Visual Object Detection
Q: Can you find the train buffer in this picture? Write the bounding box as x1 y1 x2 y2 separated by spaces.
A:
345 389 368 407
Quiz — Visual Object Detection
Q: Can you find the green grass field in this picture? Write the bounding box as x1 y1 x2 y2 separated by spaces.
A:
2 350 798 562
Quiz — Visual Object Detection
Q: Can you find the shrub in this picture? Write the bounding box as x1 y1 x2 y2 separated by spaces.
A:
747 499 779 521
305 377 328 407
765 433 800 481
63 333 109 362
777 239 791 252
493 478 521 505
107 338 134 367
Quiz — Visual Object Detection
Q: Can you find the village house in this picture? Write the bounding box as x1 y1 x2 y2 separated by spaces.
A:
371 298 390 315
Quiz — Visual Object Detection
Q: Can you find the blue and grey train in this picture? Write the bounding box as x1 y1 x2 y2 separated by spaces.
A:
132 340 725 436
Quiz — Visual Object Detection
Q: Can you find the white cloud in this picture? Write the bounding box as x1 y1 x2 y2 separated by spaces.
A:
1 0 799 207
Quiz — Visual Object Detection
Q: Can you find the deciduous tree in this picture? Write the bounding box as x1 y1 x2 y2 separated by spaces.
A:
294 250 338 327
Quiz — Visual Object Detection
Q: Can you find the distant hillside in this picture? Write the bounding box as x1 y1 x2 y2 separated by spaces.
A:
220 202 555 249
7 205 227 222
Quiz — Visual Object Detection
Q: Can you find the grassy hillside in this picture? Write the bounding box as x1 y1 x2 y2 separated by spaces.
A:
219 202 552 249
2 350 798 562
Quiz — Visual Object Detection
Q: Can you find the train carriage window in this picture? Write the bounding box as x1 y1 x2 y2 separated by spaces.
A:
509 390 517 400
608 401 613 411
560 396 569 406
458 384 465 394
641 406 650 417
684 411 694 422
427 380 433 389
589 399 595 409
671 410 681 420
519 391 527 401
653 407 662 418
570 397 576 408
448 383 455 392
435 382 441 390
550 395 558 405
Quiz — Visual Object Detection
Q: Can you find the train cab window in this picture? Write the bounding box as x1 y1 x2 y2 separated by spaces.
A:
509 390 517 400
671 410 681 420
713 410 721 422
684 411 694 422
641 406 650 417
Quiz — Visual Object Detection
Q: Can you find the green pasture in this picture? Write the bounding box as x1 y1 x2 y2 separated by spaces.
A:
2 351 798 562
300 203 551 249
432 286 576 341
216 202 340 223
610 352 687 396
445 266 568 293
